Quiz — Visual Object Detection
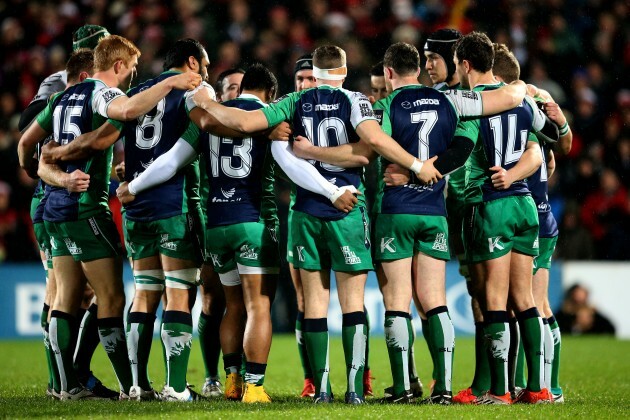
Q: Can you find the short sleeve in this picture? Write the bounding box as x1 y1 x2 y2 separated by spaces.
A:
92 85 125 118
35 93 62 133
443 89 483 118
185 82 216 114
107 118 124 131
349 92 377 129
527 131 539 144
261 92 298 127
372 100 392 136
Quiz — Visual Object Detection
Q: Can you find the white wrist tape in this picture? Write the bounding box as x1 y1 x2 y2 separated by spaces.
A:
410 159 424 175
329 185 358 203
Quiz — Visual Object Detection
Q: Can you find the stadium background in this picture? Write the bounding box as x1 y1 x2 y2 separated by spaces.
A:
0 0 628 338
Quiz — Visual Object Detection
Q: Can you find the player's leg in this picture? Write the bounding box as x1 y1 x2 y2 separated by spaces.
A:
532 266 552 392
290 262 315 397
42 264 61 398
198 263 225 397
379 257 414 401
218 270 245 401
336 270 368 404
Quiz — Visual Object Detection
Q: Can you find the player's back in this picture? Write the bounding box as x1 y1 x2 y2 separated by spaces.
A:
466 83 536 204
290 86 370 220
203 95 271 226
123 71 191 222
43 79 112 222
376 85 459 216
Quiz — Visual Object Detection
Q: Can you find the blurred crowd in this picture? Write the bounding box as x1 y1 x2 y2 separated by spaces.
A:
0 0 629 262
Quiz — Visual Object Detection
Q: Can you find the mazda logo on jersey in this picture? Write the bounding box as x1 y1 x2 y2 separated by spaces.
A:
302 103 313 112
401 101 412 109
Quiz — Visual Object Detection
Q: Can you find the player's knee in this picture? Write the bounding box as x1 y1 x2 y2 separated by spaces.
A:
164 268 200 290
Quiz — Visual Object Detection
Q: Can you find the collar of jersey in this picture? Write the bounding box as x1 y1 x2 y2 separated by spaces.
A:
163 70 183 75
474 81 503 89
392 83 424 92
238 93 267 107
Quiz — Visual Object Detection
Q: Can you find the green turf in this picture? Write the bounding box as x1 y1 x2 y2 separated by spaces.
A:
0 334 628 418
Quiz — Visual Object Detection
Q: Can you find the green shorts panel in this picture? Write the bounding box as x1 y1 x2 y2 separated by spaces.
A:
463 196 539 263
205 222 279 274
533 235 558 274
33 222 53 269
291 207 373 272
374 214 450 261
45 216 122 262
124 213 199 262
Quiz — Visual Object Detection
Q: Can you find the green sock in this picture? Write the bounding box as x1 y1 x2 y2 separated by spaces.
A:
41 304 54 390
549 316 562 395
342 312 366 396
508 318 520 393
384 311 411 396
244 362 267 385
49 311 80 391
296 312 313 379
426 306 455 393
198 311 222 380
483 311 510 396
223 352 242 375
161 311 193 393
542 319 554 390
421 318 437 381
517 308 545 392
364 306 371 371
99 317 133 393
74 304 101 381
515 337 527 388
126 312 155 390
471 322 491 396
408 318 419 382
303 318 331 395
159 313 167 376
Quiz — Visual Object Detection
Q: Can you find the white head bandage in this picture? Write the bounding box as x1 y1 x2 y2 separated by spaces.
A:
312 65 348 81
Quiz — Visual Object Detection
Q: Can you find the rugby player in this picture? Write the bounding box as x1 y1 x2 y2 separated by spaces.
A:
215 68 245 102
369 61 388 103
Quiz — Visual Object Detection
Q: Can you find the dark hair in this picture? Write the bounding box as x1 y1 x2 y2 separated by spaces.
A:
383 42 420 77
454 31 494 73
370 61 384 77
313 45 345 69
66 49 94 83
240 63 278 99
215 68 245 92
492 43 520 83
163 38 205 71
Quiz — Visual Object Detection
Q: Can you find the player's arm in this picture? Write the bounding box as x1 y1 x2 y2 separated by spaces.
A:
271 141 358 213
546 148 556 179
192 86 270 133
356 119 441 184
490 139 542 190
18 121 49 178
100 72 201 121
42 121 121 163
18 100 48 133
525 96 560 143
292 136 374 168
445 80 527 117
543 101 572 155
117 121 200 204
37 161 90 193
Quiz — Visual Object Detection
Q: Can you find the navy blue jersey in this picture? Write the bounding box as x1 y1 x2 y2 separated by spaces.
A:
262 85 376 220
202 95 272 227
375 85 460 216
37 79 121 221
527 143 559 237
122 71 198 222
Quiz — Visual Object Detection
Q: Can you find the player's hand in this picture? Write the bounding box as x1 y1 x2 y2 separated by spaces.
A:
171 71 202 91
115 162 125 182
368 95 377 105
40 141 59 164
526 83 540 98
268 122 292 141
416 156 442 185
65 169 90 193
331 187 360 213
490 165 514 189
116 181 135 205
384 163 411 186
292 135 315 159
193 85 215 108
543 102 567 127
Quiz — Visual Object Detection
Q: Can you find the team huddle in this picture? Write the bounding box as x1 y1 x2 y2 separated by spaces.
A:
18 23 571 405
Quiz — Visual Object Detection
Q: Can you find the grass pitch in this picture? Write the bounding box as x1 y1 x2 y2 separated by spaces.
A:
0 334 628 418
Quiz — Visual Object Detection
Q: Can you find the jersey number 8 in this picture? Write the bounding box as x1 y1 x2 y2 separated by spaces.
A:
135 99 166 149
